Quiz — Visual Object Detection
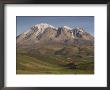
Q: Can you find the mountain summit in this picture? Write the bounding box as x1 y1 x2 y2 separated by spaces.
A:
34 23 56 30
17 23 94 48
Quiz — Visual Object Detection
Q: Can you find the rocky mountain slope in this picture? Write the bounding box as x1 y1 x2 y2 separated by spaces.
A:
16 23 94 74
17 23 94 48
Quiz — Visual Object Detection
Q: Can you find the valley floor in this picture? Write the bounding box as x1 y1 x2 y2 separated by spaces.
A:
16 46 94 74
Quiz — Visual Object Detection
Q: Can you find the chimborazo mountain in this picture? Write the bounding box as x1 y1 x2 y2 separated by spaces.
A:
17 23 94 48
16 23 94 74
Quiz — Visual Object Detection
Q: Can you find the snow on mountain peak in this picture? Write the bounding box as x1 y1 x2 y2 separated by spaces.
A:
28 23 56 37
63 26 72 30
76 27 84 32
34 23 55 30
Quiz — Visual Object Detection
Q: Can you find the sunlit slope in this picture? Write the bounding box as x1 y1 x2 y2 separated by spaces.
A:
17 45 94 74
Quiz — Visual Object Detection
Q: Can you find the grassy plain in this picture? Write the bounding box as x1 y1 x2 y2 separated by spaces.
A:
16 45 94 74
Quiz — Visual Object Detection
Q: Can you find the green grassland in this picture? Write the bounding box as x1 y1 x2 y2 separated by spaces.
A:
16 45 94 74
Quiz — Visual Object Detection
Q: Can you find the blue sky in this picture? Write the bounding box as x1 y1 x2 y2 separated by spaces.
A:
16 16 94 36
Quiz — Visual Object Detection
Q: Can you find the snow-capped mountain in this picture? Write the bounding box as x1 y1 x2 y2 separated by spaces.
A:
17 23 94 48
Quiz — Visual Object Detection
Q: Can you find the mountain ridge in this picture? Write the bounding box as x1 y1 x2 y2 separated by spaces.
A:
17 23 94 49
